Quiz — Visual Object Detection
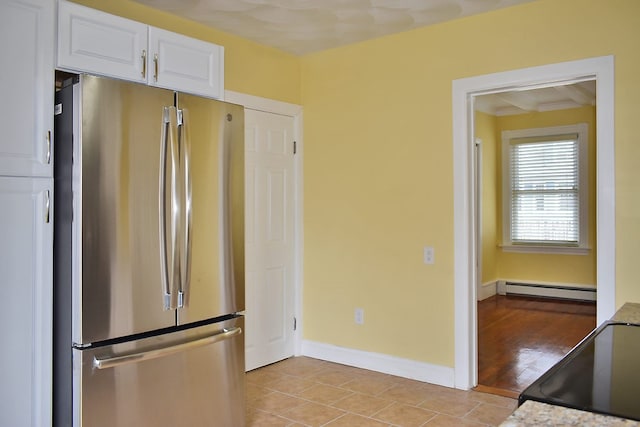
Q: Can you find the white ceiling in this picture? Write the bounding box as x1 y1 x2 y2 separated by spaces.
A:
474 81 596 116
133 0 537 56
132 0 595 114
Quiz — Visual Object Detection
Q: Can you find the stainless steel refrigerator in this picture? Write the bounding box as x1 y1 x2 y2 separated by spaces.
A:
53 74 245 426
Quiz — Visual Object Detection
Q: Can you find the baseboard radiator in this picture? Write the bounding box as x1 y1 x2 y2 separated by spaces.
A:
496 280 596 302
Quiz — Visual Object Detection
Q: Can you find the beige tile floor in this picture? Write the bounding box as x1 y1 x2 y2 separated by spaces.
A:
246 357 517 426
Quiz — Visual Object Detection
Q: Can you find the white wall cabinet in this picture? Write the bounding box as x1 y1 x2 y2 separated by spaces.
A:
0 178 53 427
0 0 54 177
148 26 224 98
57 0 225 99
57 0 148 84
0 0 54 425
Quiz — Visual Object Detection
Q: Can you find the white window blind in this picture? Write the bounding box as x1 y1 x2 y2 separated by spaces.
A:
509 135 579 245
502 123 588 253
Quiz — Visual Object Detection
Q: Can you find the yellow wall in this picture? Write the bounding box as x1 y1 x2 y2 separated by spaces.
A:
495 107 597 285
301 0 640 367
70 0 301 104
475 112 499 284
74 0 640 370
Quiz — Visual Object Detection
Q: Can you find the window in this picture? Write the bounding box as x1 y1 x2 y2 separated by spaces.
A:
502 124 588 253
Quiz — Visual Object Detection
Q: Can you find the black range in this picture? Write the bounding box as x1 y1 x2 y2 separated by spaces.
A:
520 321 640 421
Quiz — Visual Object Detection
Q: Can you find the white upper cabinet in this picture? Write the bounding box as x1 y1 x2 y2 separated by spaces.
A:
148 27 224 99
57 0 225 99
0 0 54 177
57 0 148 84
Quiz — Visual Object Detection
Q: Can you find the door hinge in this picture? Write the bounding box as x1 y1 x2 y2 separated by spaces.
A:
293 317 297 331
293 140 297 155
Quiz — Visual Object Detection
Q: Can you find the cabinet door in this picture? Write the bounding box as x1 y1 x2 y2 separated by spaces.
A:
0 0 54 177
57 0 148 83
149 27 224 99
0 177 53 427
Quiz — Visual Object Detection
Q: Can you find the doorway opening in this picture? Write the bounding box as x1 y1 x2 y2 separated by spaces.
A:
452 56 615 391
472 83 598 397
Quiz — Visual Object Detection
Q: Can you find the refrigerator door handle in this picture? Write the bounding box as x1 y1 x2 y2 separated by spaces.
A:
177 108 192 308
159 106 180 310
92 326 242 370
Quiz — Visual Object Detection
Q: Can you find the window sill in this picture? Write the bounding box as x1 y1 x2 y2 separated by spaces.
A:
500 244 591 255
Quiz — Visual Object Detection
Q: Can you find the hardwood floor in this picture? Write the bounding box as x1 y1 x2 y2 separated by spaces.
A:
476 295 596 398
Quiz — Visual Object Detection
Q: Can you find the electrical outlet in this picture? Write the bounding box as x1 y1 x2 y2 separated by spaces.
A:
354 308 364 325
424 246 435 264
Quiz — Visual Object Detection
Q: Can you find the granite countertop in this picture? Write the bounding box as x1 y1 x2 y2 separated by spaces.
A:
611 302 640 324
499 303 640 426
501 401 640 427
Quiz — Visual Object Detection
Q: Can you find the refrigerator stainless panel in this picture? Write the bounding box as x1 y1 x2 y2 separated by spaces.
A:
73 317 245 427
75 76 177 344
56 74 246 427
176 93 245 325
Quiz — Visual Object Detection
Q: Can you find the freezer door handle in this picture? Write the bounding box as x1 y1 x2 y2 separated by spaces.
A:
93 326 242 370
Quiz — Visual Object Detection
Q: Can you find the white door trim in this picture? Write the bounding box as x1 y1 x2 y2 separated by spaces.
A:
224 90 304 357
452 55 615 390
225 90 302 116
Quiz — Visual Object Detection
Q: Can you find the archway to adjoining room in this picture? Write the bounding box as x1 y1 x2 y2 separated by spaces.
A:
452 56 615 391
472 81 598 397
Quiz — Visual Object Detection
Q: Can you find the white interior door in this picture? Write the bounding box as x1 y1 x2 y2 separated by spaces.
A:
244 109 295 371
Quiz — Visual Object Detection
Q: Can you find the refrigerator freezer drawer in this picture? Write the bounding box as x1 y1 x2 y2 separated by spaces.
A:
73 317 245 427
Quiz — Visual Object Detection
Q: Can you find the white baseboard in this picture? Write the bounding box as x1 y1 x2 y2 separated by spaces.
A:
301 340 455 388
478 281 497 301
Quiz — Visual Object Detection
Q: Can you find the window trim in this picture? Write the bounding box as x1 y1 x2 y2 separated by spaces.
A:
501 123 589 254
